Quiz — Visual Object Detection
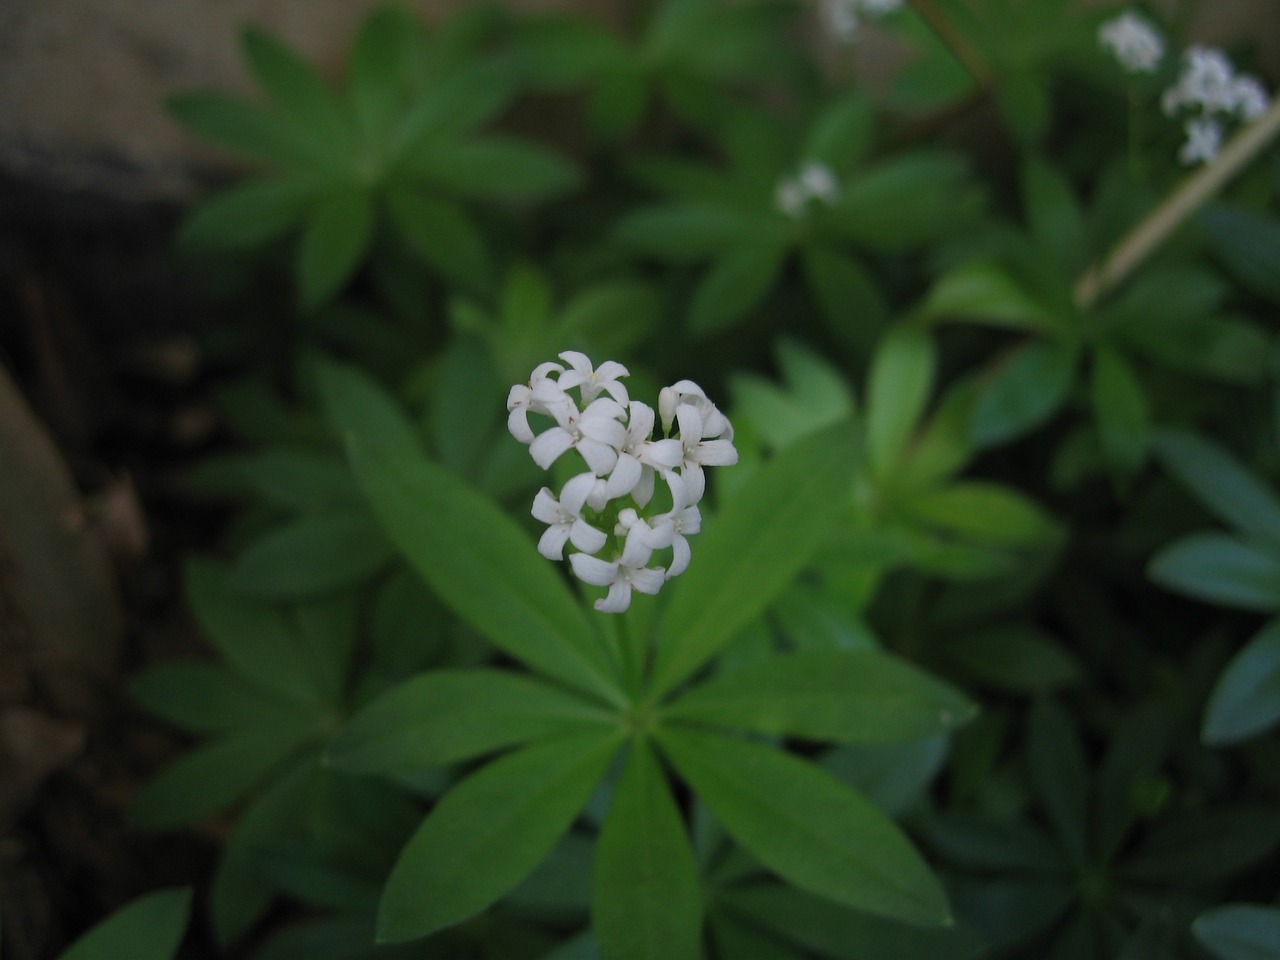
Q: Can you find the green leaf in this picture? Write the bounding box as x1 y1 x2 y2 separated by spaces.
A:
230 509 393 597
1194 904 1280 960
942 625 1082 693
517 17 631 89
1027 699 1089 869
900 482 1061 546
310 354 422 463
130 724 315 829
730 339 856 451
557 281 661 358
130 663 315 734
1149 533 1280 612
297 186 375 311
242 26 353 152
377 730 622 942
1203 619 1280 744
178 176 319 252
1090 345 1148 473
866 328 936 480
385 186 491 293
802 92 875 171
711 913 807 960
822 737 949 819
389 55 522 160
593 741 702 960
970 339 1077 447
58 888 191 960
921 261 1055 332
410 136 580 201
687 244 786 336
657 726 950 926
1153 428 1280 553
1122 804 1280 885
722 884 988 960
184 558 327 706
664 649 975 744
801 246 888 352
827 153 976 250
651 423 856 699
1199 203 1280 305
348 6 421 145
328 668 618 774
1022 158 1087 273
316 359 622 703
615 205 790 261
167 92 340 172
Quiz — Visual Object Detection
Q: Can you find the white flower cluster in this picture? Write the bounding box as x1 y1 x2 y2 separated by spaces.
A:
1098 11 1165 74
820 0 902 43
775 161 840 218
1162 46 1270 164
507 352 738 613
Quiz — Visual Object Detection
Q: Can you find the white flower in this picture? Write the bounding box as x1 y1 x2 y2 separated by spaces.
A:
1179 116 1224 165
569 529 665 613
774 161 840 219
556 351 630 406
675 402 740 504
506 361 568 444
605 401 683 505
531 473 608 560
1165 47 1239 116
658 380 731 440
644 474 702 579
820 0 900 41
1098 12 1164 73
528 396 627 475
1233 76 1269 120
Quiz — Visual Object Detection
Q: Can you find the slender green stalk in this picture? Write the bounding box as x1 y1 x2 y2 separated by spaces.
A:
1075 96 1280 310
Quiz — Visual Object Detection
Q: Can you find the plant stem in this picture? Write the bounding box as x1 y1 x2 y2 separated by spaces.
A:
908 0 991 88
1075 96 1280 310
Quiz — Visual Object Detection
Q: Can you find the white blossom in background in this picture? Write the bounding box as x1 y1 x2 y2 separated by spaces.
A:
1161 44 1271 165
1098 11 1165 73
775 161 840 218
820 0 902 42
508 351 738 613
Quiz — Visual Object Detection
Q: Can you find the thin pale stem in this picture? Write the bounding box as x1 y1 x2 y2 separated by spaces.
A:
1075 96 1280 311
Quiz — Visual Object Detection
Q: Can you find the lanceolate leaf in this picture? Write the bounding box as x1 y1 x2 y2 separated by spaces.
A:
230 509 393 597
663 649 975 744
327 669 619 774
59 888 191 960
1149 533 1280 612
1202 618 1280 744
377 730 622 943
297 186 375 312
1193 903 1280 960
687 243 787 337
650 423 856 699
593 741 702 960
656 726 951 926
866 328 936 481
1027 699 1089 870
344 434 623 702
1153 428 1280 553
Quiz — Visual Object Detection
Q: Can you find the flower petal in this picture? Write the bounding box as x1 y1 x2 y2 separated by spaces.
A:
596 580 633 613
530 427 575 469
606 452 643 500
569 552 618 587
569 519 608 555
537 524 572 561
531 487 561 524
629 566 666 595
695 439 739 467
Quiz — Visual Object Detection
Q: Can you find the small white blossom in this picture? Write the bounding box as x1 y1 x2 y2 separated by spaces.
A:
774 161 840 219
531 473 608 560
1233 76 1269 120
556 351 630 405
820 0 901 41
1179 116 1224 165
1098 12 1164 73
509 354 738 613
528 396 626 474
569 529 665 614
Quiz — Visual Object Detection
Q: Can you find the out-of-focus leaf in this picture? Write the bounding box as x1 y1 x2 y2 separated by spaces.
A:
1090 345 1148 473
230 509 393 597
970 339 1076 447
297 186 374 312
730 339 856 451
866 328 936 480
59 888 191 960
1149 533 1280 612
1203 619 1280 744
1199 203 1280 305
1153 428 1280 553
1194 903 1280 960
687 243 787 336
921 261 1056 332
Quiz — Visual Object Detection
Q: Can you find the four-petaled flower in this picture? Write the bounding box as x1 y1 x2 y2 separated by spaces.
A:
509 353 737 612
